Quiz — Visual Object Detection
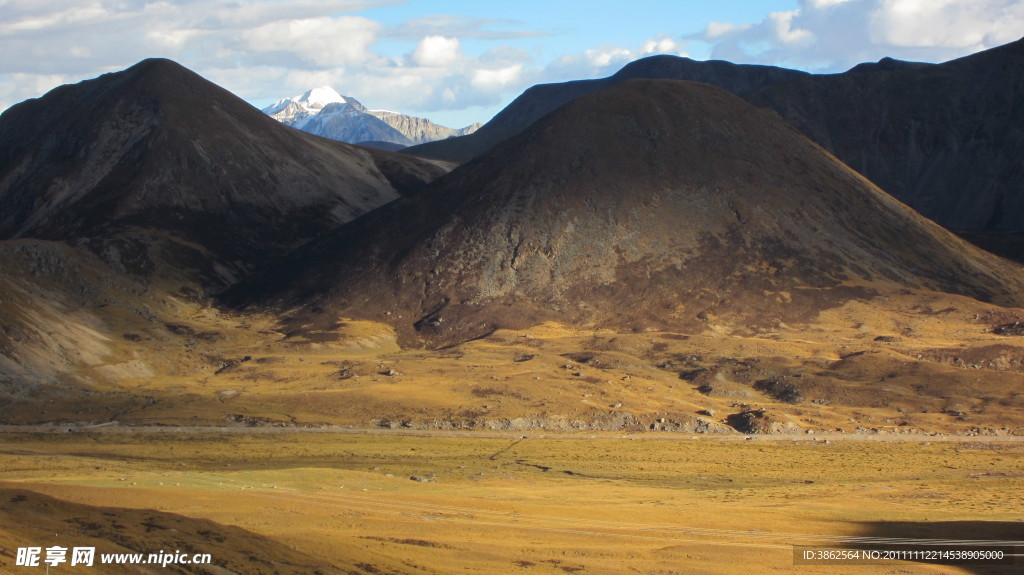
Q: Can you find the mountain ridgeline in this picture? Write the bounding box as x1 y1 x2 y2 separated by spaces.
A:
406 37 1024 233
226 79 1024 347
0 59 451 289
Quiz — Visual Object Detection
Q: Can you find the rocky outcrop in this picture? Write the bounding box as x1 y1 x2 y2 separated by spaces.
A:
725 409 801 434
368 110 481 146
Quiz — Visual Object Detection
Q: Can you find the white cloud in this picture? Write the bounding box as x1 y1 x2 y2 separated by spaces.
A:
768 10 814 45
241 16 383 67
194 0 402 29
0 72 73 111
641 37 679 54
0 1 396 74
0 3 112 33
584 46 633 68
696 0 1024 72
6 0 1018 130
0 0 547 121
705 22 751 39
146 28 199 50
412 35 463 67
870 0 1024 49
471 64 523 92
543 36 690 85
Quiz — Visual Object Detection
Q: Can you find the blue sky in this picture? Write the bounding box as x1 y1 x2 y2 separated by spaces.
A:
1 1 1022 127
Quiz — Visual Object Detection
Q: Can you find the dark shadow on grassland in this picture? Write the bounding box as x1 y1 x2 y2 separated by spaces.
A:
855 521 1024 575
0 488 346 574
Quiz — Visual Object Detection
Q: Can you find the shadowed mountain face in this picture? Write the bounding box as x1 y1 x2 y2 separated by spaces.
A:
0 58 450 288
749 38 1024 232
406 38 1024 233
229 79 1024 347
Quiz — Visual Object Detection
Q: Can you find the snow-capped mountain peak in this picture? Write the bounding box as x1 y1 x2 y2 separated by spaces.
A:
262 86 481 148
261 86 349 122
297 86 346 110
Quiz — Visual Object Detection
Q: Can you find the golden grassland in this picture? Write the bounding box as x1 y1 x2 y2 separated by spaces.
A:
11 285 1024 437
0 430 1022 574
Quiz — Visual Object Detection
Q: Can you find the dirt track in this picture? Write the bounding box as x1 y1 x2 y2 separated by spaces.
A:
2 422 1022 443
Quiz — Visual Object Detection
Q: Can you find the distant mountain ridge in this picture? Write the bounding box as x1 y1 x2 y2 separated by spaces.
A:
369 109 482 146
263 87 480 147
406 37 1024 232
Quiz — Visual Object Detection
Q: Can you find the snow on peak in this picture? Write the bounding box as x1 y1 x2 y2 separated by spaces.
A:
262 86 350 122
298 86 346 109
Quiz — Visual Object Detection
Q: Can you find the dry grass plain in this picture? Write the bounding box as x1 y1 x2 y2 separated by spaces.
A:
3 284 1024 573
0 430 1022 574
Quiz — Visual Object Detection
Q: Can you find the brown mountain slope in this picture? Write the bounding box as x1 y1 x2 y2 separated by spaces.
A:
228 79 1024 347
0 58 450 289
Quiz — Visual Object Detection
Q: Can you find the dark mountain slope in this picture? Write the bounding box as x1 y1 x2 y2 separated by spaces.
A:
229 79 1024 347
0 58 449 288
749 37 1024 231
405 38 1024 233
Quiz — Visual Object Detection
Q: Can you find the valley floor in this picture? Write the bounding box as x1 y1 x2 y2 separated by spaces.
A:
1 430 1021 574
4 273 1024 573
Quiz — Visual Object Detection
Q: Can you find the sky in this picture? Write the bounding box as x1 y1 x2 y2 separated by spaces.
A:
1 0 1022 128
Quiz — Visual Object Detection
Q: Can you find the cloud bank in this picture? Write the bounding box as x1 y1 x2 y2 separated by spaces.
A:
696 0 1024 71
0 0 1020 126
